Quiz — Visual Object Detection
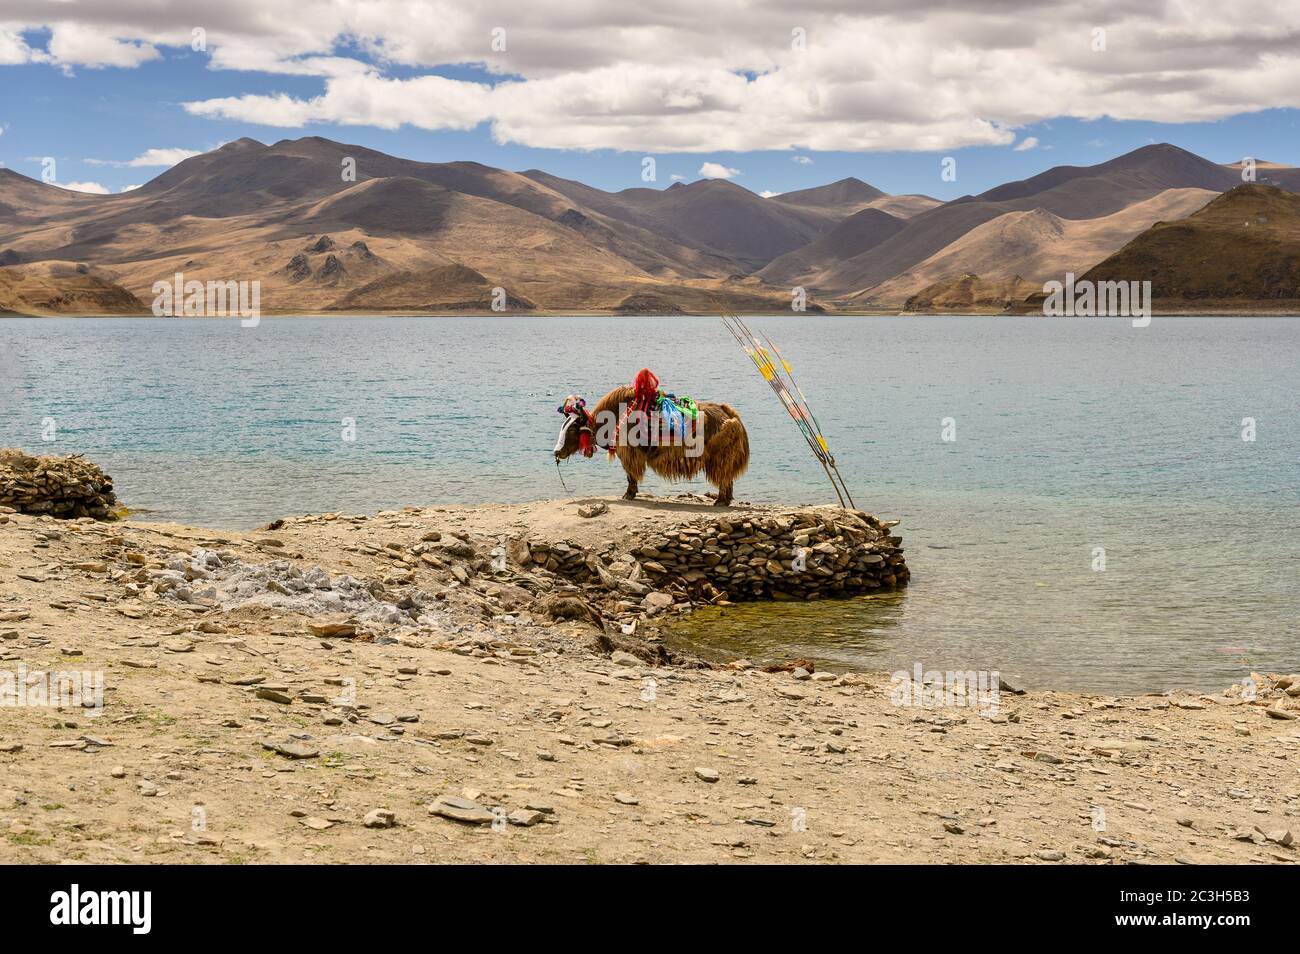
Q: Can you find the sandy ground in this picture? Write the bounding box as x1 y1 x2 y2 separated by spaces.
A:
0 498 1296 865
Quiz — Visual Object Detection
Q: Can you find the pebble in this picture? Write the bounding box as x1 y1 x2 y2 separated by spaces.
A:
694 767 720 783
363 809 397 829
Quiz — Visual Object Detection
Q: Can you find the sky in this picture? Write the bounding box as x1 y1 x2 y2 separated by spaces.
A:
2 1 1299 199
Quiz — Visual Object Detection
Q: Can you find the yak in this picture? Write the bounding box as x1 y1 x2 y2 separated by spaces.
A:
554 375 750 506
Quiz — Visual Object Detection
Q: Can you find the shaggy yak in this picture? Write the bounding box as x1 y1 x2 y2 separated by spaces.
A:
554 370 750 506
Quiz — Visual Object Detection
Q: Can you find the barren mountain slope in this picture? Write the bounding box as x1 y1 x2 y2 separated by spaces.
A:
817 145 1248 295
758 208 907 288
858 187 1216 305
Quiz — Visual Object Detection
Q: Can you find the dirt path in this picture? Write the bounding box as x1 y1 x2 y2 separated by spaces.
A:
0 501 1295 864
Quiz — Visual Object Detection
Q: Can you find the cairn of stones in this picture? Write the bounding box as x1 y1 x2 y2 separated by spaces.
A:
526 508 907 605
0 448 118 519
632 510 907 601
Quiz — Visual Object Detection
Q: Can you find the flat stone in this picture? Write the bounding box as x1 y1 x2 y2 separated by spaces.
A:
508 809 545 827
429 795 496 825
308 622 357 638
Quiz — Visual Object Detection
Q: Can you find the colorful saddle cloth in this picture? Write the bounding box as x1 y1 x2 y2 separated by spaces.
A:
619 368 699 448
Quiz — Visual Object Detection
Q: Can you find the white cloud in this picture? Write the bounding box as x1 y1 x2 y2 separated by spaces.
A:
119 183 141 192
58 181 110 194
698 162 740 179
0 27 39 65
760 190 781 197
46 23 158 70
86 147 203 167
4 2 1300 152
127 148 201 167
185 74 490 131
1014 136 1039 151
792 155 813 165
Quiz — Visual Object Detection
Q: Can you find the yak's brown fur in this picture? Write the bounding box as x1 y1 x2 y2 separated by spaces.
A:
555 385 749 505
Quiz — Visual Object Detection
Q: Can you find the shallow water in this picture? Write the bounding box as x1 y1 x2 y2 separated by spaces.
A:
1 314 1296 692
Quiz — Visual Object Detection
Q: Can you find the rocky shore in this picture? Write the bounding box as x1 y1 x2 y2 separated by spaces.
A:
0 495 1296 864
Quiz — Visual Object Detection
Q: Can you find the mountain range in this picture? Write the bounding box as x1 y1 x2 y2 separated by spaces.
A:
1 137 1298 316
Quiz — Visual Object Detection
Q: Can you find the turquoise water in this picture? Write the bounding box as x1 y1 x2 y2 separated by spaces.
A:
1 315 1296 692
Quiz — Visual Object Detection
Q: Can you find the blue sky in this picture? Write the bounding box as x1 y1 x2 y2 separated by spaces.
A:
3 8 1298 199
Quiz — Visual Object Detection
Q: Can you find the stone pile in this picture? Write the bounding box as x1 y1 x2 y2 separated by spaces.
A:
0 448 118 519
516 507 907 607
629 509 907 602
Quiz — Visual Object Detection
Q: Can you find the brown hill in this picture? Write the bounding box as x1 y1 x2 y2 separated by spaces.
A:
817 144 1246 296
1079 184 1300 302
860 194 942 219
0 262 144 315
902 273 1040 312
769 177 885 212
758 208 906 287
858 188 1216 305
521 171 840 269
330 264 535 311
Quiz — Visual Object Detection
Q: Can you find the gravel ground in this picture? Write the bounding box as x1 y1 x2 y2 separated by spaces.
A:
0 500 1295 864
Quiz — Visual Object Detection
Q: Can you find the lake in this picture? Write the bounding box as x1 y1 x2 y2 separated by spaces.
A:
1 314 1296 693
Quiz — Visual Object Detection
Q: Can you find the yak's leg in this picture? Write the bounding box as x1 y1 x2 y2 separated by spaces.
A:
619 449 646 501
703 417 748 507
